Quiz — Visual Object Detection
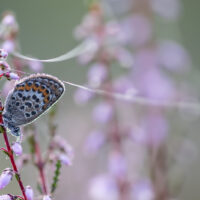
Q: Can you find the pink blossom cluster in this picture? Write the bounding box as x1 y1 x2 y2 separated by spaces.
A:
74 1 192 200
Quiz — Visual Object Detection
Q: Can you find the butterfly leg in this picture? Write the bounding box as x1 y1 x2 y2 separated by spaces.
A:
9 125 20 137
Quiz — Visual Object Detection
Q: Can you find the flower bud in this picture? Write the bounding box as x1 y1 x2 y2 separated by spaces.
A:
59 153 72 166
11 142 23 156
0 61 10 71
0 49 8 59
25 185 34 200
0 168 13 190
0 194 14 200
43 195 52 200
93 103 113 124
8 72 19 80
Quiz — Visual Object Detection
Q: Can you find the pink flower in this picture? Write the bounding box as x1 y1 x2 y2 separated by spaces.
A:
25 186 34 200
28 60 43 72
88 63 107 87
114 76 137 97
59 153 73 166
158 40 190 71
74 88 94 105
0 49 8 59
132 180 154 200
89 174 119 200
77 37 99 65
11 142 23 156
1 40 15 53
9 72 20 80
115 48 134 68
16 154 30 170
43 195 52 200
142 113 168 147
0 194 14 200
108 151 127 178
84 130 105 154
0 61 10 71
135 67 175 100
0 168 13 190
2 14 16 26
93 102 113 124
117 15 152 46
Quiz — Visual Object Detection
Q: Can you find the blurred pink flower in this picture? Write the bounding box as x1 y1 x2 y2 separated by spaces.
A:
1 40 15 53
9 72 19 80
84 130 105 154
158 40 190 71
108 151 127 178
25 185 34 200
16 154 30 170
142 113 168 147
135 67 175 100
2 14 16 26
53 135 74 156
74 88 94 105
105 21 120 37
11 142 23 156
0 194 14 200
132 180 154 200
74 13 101 39
89 174 119 200
130 112 168 148
59 153 73 166
88 63 107 87
134 49 158 69
114 76 137 97
93 102 113 124
117 15 152 46
28 60 43 72
0 49 8 59
77 37 99 65
43 195 52 200
0 168 13 190
115 48 134 68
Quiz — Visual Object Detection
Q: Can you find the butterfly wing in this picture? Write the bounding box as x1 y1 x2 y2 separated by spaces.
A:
3 73 65 127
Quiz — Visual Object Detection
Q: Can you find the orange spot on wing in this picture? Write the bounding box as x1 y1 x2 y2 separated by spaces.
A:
31 84 38 91
25 84 31 91
16 86 25 91
38 86 46 93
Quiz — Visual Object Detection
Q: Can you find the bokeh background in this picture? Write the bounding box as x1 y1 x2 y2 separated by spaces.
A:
0 0 200 200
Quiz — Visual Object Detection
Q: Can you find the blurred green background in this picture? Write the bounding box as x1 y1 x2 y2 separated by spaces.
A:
0 0 200 200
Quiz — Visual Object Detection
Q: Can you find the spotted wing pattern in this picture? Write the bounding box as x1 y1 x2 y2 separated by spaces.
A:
3 74 65 128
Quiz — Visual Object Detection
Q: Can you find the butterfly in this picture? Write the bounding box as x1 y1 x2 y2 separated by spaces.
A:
2 73 65 136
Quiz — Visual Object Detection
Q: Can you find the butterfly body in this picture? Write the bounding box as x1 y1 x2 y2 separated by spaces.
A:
2 73 65 136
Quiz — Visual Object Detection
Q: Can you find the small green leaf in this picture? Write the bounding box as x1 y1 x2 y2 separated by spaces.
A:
28 134 36 154
51 160 62 194
15 173 20 181
0 125 4 133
